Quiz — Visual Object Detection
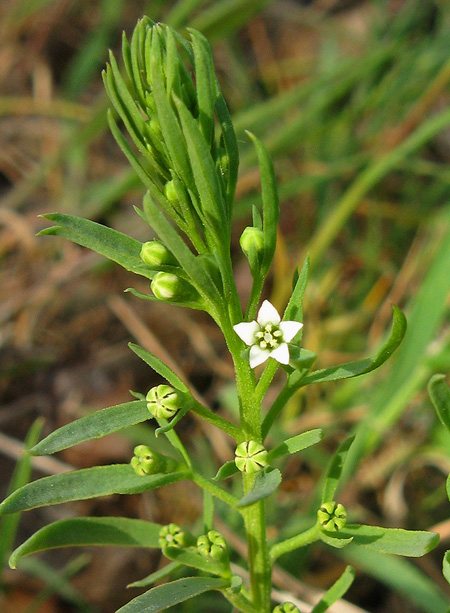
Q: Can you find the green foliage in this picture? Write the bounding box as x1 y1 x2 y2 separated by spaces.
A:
3 11 445 613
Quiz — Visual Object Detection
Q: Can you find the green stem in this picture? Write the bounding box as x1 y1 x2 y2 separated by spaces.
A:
191 471 239 508
241 473 272 612
255 359 280 405
270 524 320 562
190 400 242 441
223 588 257 613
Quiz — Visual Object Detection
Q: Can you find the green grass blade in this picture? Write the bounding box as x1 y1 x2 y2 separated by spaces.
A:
0 419 44 576
321 436 355 505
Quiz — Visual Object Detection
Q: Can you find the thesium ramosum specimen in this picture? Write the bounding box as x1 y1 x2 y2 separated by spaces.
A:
0 18 440 613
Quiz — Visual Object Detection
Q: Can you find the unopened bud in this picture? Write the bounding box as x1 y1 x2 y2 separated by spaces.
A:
151 272 198 302
146 384 182 419
273 603 301 613
130 445 165 475
140 241 177 267
197 530 228 561
235 440 268 474
317 501 347 532
159 523 194 549
163 180 179 204
240 227 264 258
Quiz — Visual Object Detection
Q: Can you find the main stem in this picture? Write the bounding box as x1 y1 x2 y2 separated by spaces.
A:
220 280 272 611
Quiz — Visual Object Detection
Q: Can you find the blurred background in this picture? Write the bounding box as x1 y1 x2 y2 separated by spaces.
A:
1 0 450 611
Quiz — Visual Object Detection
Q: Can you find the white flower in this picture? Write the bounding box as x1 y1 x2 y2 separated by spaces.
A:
233 300 303 368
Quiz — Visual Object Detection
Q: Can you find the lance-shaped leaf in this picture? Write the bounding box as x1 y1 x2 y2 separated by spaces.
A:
321 436 354 504
0 465 188 516
29 400 148 456
214 81 239 211
39 213 153 279
129 561 182 589
268 429 323 463
150 32 192 186
9 517 163 569
189 28 215 146
173 94 228 234
162 546 230 578
443 550 450 585
236 467 282 508
117 576 229 613
311 566 355 613
319 531 353 549
129 343 188 392
284 255 309 324
337 524 439 557
300 306 406 387
246 131 279 275
428 374 450 433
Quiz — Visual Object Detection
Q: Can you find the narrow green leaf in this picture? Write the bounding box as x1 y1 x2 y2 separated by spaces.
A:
236 468 282 508
39 213 152 279
163 546 230 578
446 474 450 503
0 465 188 515
173 94 227 232
339 524 439 557
128 561 182 588
246 131 279 274
129 343 188 392
214 81 239 210
117 576 229 612
29 400 148 456
301 306 406 386
284 255 309 323
213 461 239 481
9 517 163 568
321 436 354 504
268 429 323 463
428 374 450 433
189 28 215 146
150 33 192 185
311 566 355 613
106 109 155 188
443 550 450 585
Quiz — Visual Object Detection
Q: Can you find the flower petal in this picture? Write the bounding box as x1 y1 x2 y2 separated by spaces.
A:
257 300 280 327
249 345 270 368
233 321 259 345
270 343 290 365
280 321 303 343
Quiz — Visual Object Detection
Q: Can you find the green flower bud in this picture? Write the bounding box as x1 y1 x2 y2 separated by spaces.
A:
317 501 347 532
235 440 268 474
130 444 179 476
240 226 264 258
140 241 178 268
130 445 165 475
151 272 198 302
197 530 228 561
159 523 195 549
163 180 179 205
273 603 301 613
146 384 182 419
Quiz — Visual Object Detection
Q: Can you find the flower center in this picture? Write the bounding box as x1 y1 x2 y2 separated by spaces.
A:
255 323 283 349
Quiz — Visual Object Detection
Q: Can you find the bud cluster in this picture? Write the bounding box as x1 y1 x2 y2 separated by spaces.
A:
317 501 347 532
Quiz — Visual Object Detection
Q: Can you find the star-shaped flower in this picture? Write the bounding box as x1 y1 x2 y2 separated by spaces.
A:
233 300 303 368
